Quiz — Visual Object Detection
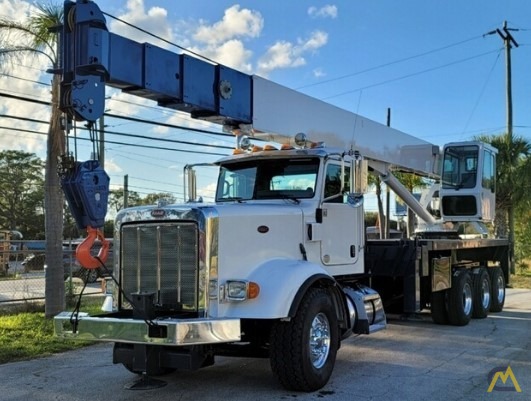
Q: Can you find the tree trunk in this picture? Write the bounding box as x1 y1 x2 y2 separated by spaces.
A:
45 75 65 318
494 208 508 238
407 208 415 238
375 178 385 239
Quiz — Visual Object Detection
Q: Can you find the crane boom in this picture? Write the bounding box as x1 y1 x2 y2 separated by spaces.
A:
60 0 439 178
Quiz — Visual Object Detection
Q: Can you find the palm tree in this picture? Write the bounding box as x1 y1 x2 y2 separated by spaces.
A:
476 133 531 273
0 2 65 317
393 171 428 237
367 175 385 238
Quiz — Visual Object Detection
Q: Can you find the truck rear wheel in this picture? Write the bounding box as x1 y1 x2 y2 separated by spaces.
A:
430 290 448 325
447 270 473 326
488 267 505 312
472 268 491 318
269 287 339 392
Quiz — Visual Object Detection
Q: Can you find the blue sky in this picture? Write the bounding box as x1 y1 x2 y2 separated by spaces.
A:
1 0 530 208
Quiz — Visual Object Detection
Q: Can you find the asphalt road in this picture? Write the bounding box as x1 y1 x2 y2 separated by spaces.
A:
1 289 530 401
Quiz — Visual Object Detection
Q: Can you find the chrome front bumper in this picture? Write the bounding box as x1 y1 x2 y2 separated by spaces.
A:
54 312 241 345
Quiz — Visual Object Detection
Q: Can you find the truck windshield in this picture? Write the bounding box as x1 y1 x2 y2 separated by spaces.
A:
216 157 319 202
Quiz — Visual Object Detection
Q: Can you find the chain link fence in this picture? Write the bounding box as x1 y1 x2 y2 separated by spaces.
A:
0 240 104 305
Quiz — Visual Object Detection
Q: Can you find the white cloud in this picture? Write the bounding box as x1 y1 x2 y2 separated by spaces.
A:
257 31 328 77
109 0 173 45
300 30 328 51
313 68 326 78
198 181 217 202
0 0 33 22
193 5 263 45
195 39 254 73
308 5 338 19
0 1 53 156
103 158 123 174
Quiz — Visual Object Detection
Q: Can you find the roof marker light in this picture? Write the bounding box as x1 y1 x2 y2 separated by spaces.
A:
240 136 251 150
294 132 308 147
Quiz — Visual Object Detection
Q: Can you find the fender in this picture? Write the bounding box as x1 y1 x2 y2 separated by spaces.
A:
221 258 335 319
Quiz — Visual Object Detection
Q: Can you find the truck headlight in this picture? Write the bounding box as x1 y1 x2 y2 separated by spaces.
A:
225 280 260 302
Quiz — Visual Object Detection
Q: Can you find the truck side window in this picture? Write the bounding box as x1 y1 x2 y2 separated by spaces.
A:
324 164 350 203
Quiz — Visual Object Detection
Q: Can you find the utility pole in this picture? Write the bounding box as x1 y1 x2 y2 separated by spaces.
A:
486 21 519 273
124 174 129 209
385 108 391 239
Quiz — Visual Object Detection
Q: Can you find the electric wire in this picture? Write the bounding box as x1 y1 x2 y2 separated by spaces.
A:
297 35 485 90
322 48 501 100
0 113 233 153
460 50 502 138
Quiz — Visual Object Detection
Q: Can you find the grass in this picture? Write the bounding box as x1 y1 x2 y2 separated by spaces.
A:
510 270 531 289
0 296 104 365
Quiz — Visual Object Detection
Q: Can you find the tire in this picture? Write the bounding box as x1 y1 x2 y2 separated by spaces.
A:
269 287 339 392
488 267 505 312
447 270 473 326
431 290 448 325
472 268 491 318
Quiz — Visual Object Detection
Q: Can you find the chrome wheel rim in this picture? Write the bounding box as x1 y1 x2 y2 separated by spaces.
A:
309 312 331 369
481 278 491 309
463 282 473 315
496 275 505 304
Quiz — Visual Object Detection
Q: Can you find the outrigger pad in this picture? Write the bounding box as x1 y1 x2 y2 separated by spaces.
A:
61 160 110 229
124 374 167 390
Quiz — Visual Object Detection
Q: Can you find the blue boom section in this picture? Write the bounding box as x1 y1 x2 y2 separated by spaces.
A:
60 0 252 126
61 160 110 229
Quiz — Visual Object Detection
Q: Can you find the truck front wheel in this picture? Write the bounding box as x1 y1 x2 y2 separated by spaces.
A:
269 287 339 392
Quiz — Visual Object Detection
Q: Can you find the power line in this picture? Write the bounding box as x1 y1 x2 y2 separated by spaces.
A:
460 51 502 138
0 91 230 138
0 113 234 152
297 35 484 90
0 71 236 143
0 124 229 157
322 49 501 100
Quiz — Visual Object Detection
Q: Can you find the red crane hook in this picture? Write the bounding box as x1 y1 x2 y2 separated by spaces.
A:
75 226 110 269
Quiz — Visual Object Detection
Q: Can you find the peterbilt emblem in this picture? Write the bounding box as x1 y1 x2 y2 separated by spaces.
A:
257 225 269 234
151 209 166 217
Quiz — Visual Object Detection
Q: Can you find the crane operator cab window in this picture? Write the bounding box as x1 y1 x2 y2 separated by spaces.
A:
442 145 478 190
440 142 496 222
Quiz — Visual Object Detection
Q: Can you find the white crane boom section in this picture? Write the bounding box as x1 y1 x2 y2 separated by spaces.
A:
251 77 440 178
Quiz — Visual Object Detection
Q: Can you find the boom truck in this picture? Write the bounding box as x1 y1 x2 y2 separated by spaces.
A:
54 0 510 392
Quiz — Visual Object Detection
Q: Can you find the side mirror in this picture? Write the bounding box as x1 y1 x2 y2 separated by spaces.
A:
347 193 364 207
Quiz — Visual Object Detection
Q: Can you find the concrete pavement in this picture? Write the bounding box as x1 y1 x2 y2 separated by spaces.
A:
1 289 529 401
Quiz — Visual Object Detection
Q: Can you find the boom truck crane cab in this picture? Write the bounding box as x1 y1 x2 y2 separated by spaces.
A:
53 0 510 392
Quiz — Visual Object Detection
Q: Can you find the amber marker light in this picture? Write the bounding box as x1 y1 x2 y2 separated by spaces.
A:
248 282 260 299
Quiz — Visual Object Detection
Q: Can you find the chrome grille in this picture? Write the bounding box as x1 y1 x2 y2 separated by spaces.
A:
121 222 199 311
